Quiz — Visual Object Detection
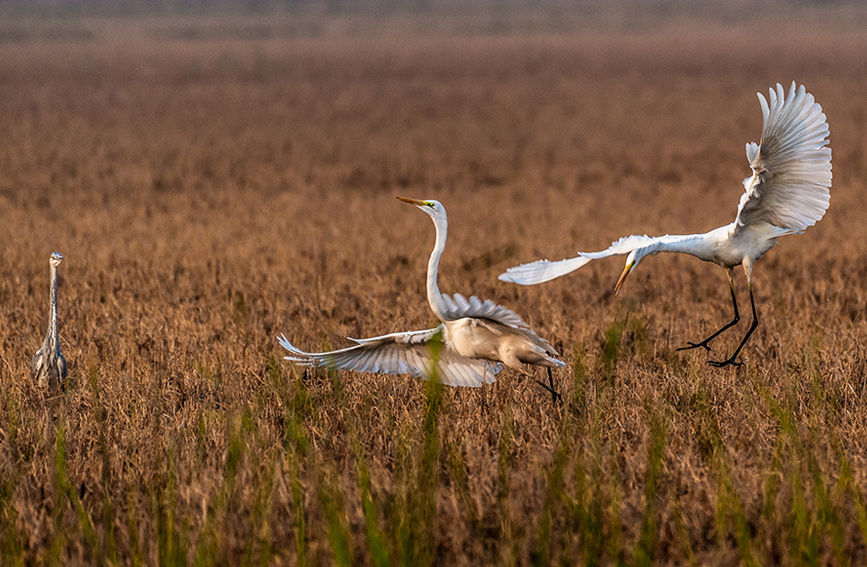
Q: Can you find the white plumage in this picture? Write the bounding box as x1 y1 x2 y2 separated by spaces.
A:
279 198 564 388
500 82 831 367
735 83 831 232
279 327 499 387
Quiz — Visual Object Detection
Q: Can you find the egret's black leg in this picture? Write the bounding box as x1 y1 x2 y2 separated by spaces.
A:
709 286 758 368
534 367 561 404
677 273 739 352
548 368 560 404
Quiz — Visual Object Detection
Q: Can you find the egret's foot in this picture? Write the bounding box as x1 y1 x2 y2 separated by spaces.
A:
676 340 712 352
708 357 743 368
534 379 562 404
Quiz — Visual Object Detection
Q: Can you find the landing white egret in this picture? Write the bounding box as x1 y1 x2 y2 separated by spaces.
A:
279 197 564 396
500 82 831 367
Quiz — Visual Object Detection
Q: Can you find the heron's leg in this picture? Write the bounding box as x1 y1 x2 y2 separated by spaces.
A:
677 270 739 352
709 286 758 368
534 367 561 404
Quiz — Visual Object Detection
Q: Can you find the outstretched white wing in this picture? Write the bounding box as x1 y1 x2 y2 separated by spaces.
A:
497 256 592 286
498 234 659 286
438 292 525 329
735 82 831 233
277 327 501 387
439 292 562 361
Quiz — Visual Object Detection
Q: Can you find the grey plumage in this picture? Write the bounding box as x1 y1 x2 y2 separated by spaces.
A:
32 251 67 388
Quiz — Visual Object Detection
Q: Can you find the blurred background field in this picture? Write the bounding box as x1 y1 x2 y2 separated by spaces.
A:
1 1 867 564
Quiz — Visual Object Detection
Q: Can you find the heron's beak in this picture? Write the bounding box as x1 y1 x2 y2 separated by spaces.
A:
614 261 633 296
397 196 426 206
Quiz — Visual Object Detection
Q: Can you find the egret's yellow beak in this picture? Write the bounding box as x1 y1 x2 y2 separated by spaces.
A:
397 196 426 206
614 261 633 296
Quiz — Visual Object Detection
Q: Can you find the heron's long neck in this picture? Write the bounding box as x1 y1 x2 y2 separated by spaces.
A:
651 232 718 261
48 264 58 350
426 215 450 320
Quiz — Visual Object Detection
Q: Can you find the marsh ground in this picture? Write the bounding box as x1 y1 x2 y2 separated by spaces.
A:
1 4 867 564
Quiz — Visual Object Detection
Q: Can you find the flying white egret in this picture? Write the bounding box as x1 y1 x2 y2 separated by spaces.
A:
500 82 831 367
32 251 68 388
278 197 565 397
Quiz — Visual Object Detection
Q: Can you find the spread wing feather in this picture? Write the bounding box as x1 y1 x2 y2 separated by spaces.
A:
497 256 592 285
498 234 663 286
439 292 526 328
735 82 831 233
277 329 501 388
439 292 560 357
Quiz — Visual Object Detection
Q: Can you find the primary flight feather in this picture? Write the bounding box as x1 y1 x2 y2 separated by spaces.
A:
500 82 831 367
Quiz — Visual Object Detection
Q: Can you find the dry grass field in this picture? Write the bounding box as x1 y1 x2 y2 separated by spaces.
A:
1 4 867 565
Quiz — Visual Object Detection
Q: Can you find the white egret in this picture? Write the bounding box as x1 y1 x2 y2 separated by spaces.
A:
32 251 68 388
500 82 831 367
279 197 565 397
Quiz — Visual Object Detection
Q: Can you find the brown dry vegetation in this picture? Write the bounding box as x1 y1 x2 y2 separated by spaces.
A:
1 6 867 565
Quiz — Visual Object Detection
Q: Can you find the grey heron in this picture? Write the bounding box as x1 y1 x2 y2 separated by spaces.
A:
32 251 68 388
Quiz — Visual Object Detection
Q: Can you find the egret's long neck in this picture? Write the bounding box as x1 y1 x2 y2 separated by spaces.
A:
48 263 59 350
651 231 719 261
425 214 450 321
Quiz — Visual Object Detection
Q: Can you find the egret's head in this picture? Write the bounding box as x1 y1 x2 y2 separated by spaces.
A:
614 249 643 295
396 197 446 222
49 251 63 268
